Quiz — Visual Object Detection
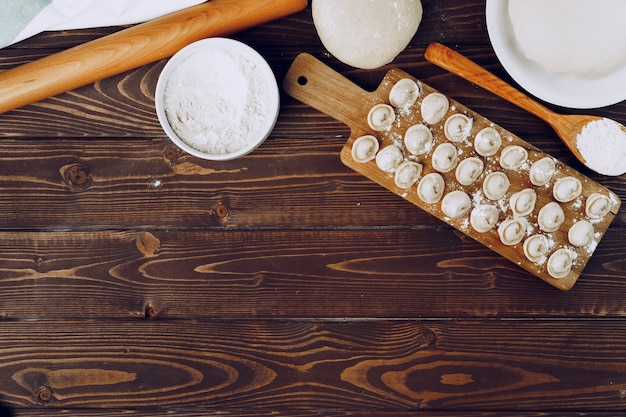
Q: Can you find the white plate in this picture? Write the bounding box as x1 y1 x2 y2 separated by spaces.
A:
485 0 626 109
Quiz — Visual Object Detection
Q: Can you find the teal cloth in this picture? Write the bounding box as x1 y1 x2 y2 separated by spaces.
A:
1 0 52 47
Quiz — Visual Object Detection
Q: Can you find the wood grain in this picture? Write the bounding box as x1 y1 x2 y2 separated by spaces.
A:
0 137 623 231
1 320 626 411
8 412 619 417
0 1 625 415
0 229 625 320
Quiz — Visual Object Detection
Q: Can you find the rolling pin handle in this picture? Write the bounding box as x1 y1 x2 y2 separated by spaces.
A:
0 0 308 115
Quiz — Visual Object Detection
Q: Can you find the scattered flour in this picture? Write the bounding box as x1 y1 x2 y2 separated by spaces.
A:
163 47 272 155
576 118 626 176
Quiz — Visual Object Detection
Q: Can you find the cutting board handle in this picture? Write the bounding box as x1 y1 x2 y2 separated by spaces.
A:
283 53 373 132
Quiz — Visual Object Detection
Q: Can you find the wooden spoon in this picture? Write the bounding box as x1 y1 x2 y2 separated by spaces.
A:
424 42 626 176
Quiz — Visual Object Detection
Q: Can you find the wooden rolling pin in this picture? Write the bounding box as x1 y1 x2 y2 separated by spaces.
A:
0 0 307 115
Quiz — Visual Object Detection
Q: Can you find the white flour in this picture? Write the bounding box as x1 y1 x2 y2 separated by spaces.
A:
163 47 272 155
576 118 626 176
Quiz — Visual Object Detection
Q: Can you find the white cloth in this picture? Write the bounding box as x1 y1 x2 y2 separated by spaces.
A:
1 0 206 48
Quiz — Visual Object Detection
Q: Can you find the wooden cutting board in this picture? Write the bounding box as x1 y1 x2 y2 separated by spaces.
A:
283 53 620 290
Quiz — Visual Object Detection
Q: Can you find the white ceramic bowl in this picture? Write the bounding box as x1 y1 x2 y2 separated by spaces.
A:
155 38 280 160
486 0 626 109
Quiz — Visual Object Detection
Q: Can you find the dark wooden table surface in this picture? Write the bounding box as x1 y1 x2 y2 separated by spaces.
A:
1 1 626 416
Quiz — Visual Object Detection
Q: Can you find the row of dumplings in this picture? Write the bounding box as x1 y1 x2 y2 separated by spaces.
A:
350 77 616 280
354 130 589 204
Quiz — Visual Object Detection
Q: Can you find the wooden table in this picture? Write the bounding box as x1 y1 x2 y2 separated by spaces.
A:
1 1 625 415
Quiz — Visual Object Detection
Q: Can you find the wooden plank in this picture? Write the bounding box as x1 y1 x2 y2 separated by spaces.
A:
0 320 625 410
0 229 625 320
0 1 623 415
0 136 431 229
0 137 622 230
6 410 619 417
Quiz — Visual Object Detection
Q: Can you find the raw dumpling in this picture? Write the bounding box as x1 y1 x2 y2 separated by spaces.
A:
553 176 582 203
394 160 423 189
352 135 379 163
444 113 472 142
404 124 433 155
375 144 403 173
547 248 574 279
509 188 537 217
538 201 565 232
568 220 594 247
389 78 420 108
312 0 423 69
499 145 528 170
529 157 556 186
421 93 449 124
455 157 484 186
417 173 445 204
482 172 510 201
441 190 472 219
523 234 551 263
432 143 458 173
498 218 527 246
474 127 501 157
470 205 499 233
585 193 612 218
368 103 395 131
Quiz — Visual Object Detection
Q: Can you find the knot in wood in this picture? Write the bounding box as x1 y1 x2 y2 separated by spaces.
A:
144 304 158 319
163 146 180 162
135 231 160 257
60 163 92 190
424 329 437 345
36 386 53 403
215 203 229 219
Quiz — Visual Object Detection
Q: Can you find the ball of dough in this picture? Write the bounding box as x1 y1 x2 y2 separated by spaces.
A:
508 0 626 79
312 0 423 69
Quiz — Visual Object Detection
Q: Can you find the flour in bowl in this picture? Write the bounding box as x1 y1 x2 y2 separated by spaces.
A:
163 46 273 155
